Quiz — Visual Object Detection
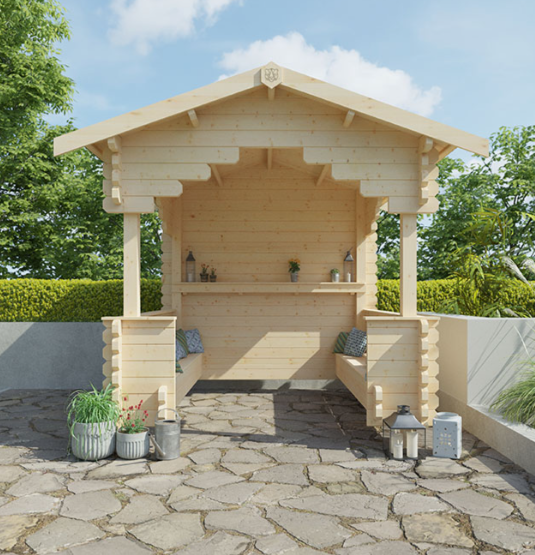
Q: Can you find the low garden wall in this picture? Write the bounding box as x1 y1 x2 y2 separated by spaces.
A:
437 314 535 474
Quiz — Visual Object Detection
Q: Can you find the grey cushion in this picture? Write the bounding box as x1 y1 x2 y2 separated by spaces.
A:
185 328 204 354
343 327 367 357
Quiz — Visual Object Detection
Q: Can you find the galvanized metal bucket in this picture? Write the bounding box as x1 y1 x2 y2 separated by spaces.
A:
151 408 181 460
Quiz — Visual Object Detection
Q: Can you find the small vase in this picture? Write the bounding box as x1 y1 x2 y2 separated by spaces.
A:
200 274 209 282
331 273 340 283
210 275 217 282
290 272 299 283
116 429 150 460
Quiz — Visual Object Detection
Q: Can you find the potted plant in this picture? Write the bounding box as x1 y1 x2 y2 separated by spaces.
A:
210 267 217 282
331 268 340 282
116 399 150 459
200 263 209 282
288 258 301 282
67 384 119 461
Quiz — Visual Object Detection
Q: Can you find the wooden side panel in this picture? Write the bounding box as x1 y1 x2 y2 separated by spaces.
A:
176 354 203 403
116 317 177 425
365 316 439 426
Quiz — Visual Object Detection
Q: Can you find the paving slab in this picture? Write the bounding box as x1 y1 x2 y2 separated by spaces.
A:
307 464 357 483
221 462 276 475
188 448 222 465
203 481 264 504
335 541 417 555
130 513 204 550
0 465 27 483
185 470 244 489
0 493 61 516
415 458 471 479
149 457 191 474
67 480 116 494
402 514 473 547
471 515 535 551
266 506 352 549
60 490 121 520
175 531 250 555
417 479 470 493
125 474 186 495
222 449 273 464
264 446 319 464
256 533 298 554
251 463 309 485
206 506 275 536
462 455 504 473
26 517 104 554
0 514 38 551
361 470 416 495
319 448 363 462
392 492 451 515
62 536 152 555
507 492 535 521
426 549 471 555
6 472 66 496
86 459 148 479
280 493 388 520
251 483 303 505
110 494 168 524
439 489 513 519
351 520 402 540
470 472 532 493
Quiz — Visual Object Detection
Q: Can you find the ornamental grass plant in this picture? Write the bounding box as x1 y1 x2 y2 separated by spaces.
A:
67 384 120 430
491 364 535 427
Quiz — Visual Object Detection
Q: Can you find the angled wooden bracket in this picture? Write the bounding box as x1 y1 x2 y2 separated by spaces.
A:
188 109 199 128
343 110 355 128
210 164 223 187
419 137 439 206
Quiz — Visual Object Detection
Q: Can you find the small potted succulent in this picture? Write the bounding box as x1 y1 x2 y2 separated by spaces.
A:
331 268 340 283
116 399 150 459
210 267 217 282
200 263 209 282
67 384 120 461
288 258 300 282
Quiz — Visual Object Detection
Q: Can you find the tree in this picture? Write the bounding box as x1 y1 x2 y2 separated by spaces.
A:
0 0 162 279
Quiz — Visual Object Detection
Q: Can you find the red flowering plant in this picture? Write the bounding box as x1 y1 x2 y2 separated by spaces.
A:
118 398 149 434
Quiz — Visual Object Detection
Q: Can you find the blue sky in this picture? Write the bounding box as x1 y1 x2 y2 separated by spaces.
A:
55 0 535 156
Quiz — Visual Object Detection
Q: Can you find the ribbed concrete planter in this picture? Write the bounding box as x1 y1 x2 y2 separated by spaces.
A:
116 430 150 459
71 421 116 461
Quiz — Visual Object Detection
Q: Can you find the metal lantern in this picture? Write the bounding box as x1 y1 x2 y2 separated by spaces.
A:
383 405 426 461
186 251 196 282
344 249 354 282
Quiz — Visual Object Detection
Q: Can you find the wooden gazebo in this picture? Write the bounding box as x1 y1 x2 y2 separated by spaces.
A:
54 63 488 426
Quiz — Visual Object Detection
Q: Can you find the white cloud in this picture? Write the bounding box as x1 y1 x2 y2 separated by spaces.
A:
219 32 442 117
108 0 240 55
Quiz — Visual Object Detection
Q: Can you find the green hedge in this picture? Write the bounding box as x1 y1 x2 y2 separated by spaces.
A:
0 279 162 322
2 278 535 322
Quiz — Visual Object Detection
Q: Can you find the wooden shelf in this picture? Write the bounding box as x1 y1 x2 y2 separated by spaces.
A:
174 282 365 295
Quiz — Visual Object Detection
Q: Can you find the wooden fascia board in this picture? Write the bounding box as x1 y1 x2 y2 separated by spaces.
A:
280 68 489 157
53 66 263 157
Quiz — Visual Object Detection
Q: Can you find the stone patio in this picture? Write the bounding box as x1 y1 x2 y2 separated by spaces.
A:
1 389 535 554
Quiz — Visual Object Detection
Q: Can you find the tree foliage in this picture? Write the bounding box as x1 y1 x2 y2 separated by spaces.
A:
0 0 161 279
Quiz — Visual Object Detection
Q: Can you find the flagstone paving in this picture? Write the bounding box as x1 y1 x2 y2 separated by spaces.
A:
1 389 535 554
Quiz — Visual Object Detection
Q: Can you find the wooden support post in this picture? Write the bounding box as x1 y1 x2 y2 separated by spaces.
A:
267 88 275 101
123 213 141 317
400 213 418 317
355 191 367 328
211 164 223 187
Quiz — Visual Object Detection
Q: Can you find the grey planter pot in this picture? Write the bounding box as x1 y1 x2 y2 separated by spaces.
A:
290 272 299 282
116 430 150 460
331 273 340 282
71 421 116 461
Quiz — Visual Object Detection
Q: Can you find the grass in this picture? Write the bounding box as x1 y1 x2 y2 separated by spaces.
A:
67 383 120 427
491 364 535 427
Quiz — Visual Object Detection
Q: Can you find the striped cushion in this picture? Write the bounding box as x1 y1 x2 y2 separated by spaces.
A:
176 328 189 360
344 327 367 357
185 328 204 354
176 361 183 373
333 331 349 353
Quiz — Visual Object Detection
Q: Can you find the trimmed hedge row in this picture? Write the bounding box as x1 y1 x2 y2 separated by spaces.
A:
0 279 162 322
1 278 535 321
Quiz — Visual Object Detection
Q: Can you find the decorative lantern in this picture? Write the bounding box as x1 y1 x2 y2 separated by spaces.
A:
383 405 426 460
433 412 462 460
344 249 354 282
186 251 196 282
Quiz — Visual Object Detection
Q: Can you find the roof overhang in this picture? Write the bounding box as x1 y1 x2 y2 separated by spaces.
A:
54 63 489 159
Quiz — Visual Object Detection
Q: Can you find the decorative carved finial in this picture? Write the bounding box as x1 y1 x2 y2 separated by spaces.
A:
261 62 283 89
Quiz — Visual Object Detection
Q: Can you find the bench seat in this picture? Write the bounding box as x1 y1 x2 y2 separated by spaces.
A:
176 353 203 404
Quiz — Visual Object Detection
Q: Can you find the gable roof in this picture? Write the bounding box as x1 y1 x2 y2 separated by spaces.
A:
54 64 488 158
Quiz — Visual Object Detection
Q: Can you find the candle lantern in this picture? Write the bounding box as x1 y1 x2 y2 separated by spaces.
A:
343 249 354 282
186 251 196 283
383 405 426 460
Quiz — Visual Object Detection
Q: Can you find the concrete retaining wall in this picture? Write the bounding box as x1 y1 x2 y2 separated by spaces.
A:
0 323 105 390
